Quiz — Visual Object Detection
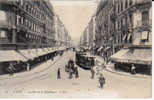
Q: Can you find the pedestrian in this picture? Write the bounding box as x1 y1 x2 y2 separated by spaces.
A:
99 74 105 89
90 67 95 79
69 69 73 79
8 63 14 75
27 63 30 71
75 67 79 78
131 64 136 75
57 68 61 79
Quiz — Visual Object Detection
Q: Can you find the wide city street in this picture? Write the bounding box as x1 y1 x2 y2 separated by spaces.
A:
0 50 152 98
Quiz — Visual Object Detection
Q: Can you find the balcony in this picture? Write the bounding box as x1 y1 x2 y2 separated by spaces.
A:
135 0 151 5
136 20 152 30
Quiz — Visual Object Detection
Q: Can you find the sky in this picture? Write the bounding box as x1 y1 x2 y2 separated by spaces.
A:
50 0 97 46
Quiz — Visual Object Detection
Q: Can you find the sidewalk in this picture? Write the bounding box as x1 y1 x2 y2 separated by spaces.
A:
94 55 151 78
0 52 66 80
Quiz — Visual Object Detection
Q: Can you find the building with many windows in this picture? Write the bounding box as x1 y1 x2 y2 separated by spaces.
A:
94 0 152 74
54 15 72 48
95 0 115 61
0 0 72 74
80 15 96 52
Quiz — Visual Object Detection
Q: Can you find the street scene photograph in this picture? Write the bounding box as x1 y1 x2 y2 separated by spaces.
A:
0 0 152 98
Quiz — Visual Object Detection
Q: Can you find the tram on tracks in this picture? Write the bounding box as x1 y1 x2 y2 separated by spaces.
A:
75 51 95 69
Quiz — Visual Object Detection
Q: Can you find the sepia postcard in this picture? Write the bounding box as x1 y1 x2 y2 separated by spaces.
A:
0 0 152 98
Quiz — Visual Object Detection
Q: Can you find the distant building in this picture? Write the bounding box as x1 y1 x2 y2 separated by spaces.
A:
54 16 72 47
80 15 96 51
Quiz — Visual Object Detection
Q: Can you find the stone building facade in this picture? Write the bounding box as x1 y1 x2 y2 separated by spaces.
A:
0 0 72 74
80 15 96 51
95 0 152 74
54 15 72 48
95 0 115 61
0 0 71 50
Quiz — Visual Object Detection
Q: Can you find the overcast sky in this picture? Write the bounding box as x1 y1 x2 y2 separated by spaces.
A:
50 0 97 46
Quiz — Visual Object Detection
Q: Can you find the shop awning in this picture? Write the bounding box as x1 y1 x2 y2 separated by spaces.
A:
104 47 110 51
18 49 37 60
37 48 48 57
110 48 152 65
0 50 27 62
97 46 103 51
127 34 131 41
123 34 127 41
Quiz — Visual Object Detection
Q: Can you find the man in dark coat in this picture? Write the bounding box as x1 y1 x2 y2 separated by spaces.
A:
90 67 95 79
99 74 105 89
57 68 61 79
75 67 79 78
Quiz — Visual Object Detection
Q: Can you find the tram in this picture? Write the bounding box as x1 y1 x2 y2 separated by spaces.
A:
75 51 95 69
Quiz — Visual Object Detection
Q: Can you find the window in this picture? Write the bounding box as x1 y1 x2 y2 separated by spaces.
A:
125 16 128 23
26 33 28 38
125 0 128 9
21 17 24 25
142 11 149 25
141 31 149 41
119 20 121 29
25 19 28 26
32 23 34 31
0 10 7 21
28 20 31 28
129 14 133 26
121 1 123 11
129 0 133 6
16 15 20 25
121 19 123 28
118 4 119 13
20 0 23 6
0 30 7 38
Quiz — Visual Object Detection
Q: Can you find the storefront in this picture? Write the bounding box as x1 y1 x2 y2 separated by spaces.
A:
110 47 152 75
0 50 27 74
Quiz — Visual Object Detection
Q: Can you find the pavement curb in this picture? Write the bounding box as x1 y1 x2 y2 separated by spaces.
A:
104 65 151 79
94 55 151 79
